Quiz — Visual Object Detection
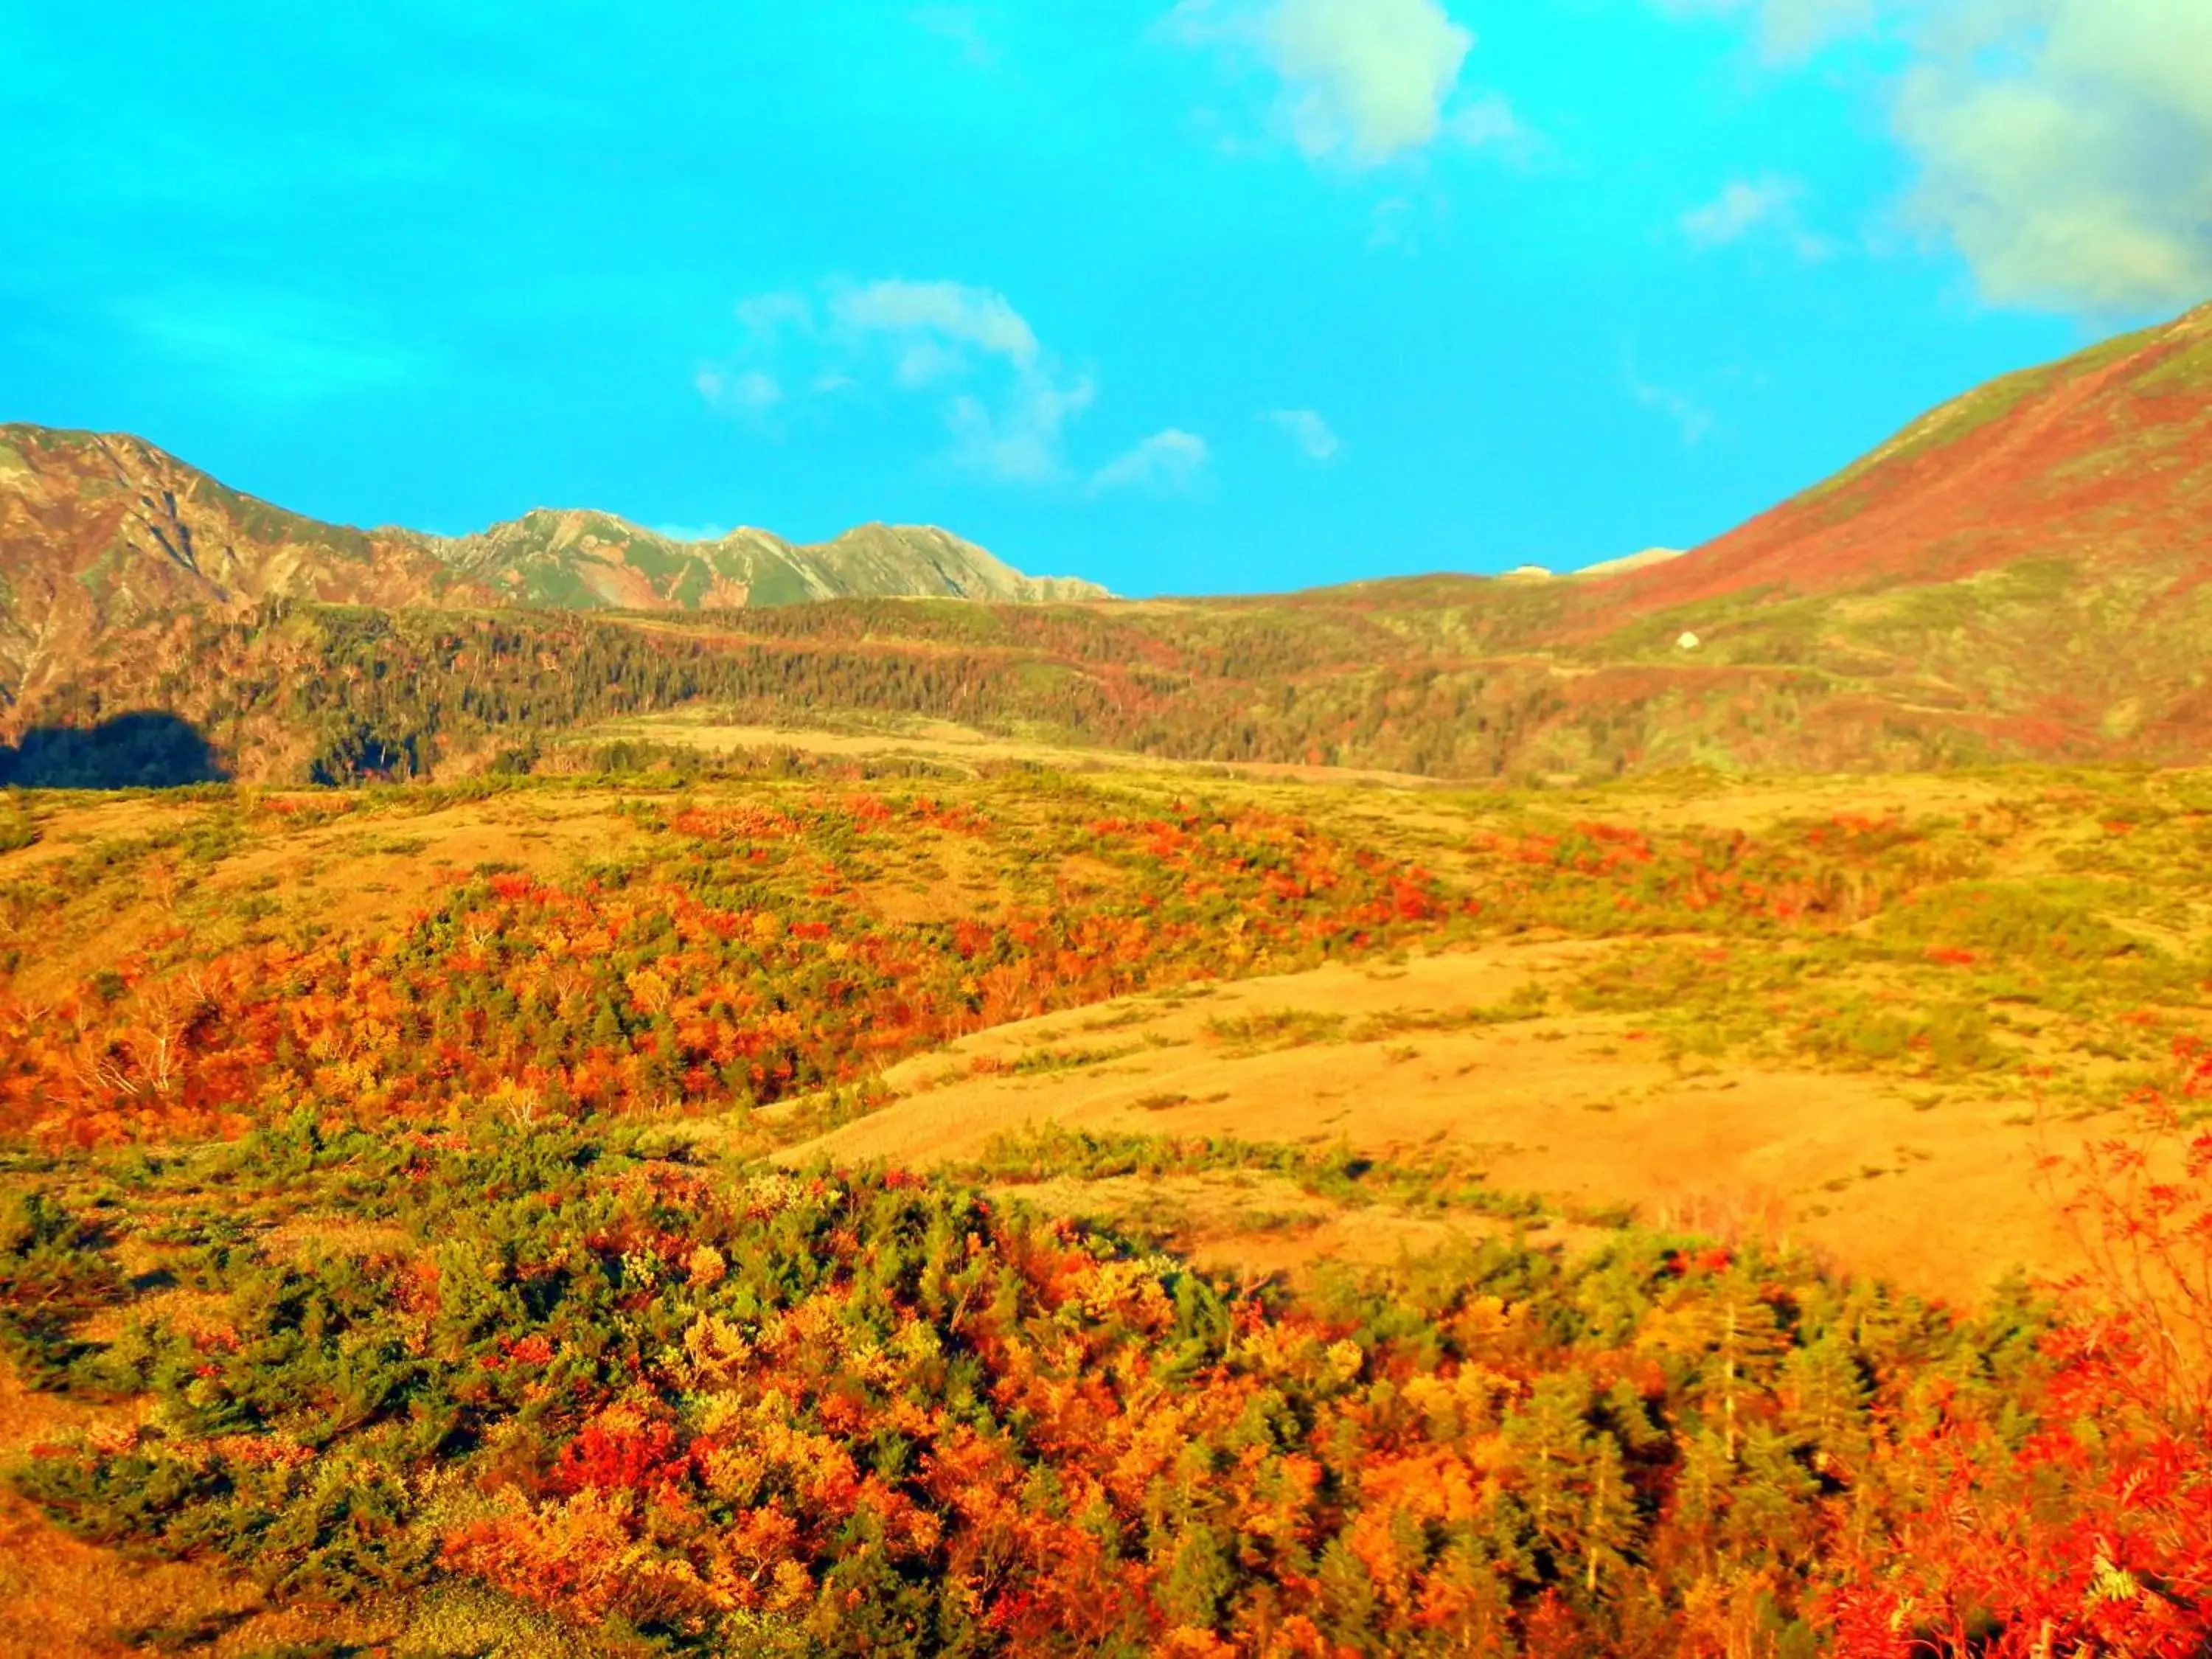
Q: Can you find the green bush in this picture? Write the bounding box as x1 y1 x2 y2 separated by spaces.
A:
0 791 35 854
1875 881 2138 967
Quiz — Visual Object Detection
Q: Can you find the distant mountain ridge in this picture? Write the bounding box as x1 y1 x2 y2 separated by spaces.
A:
7 301 2211 779
0 423 1105 710
411 509 1107 612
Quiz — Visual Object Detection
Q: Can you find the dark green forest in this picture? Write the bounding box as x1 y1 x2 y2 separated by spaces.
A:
19 596 1930 787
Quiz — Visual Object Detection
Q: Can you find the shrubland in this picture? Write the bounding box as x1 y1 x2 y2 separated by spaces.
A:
2 763 2212 1654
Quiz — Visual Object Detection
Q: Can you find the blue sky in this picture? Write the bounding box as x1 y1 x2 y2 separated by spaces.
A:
2 0 2205 595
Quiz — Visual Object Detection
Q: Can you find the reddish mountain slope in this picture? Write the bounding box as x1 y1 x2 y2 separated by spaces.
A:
1604 302 2212 616
0 428 482 713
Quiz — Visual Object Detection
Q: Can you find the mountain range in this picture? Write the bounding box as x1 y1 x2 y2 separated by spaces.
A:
2 299 2208 781
0 424 1102 714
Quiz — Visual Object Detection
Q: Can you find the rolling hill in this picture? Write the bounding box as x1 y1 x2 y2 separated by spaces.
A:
4 763 2209 1653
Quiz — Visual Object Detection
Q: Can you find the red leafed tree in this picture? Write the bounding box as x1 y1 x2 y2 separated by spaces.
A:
1820 1103 2212 1655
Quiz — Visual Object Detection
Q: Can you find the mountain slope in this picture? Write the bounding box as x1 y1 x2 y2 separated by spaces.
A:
422 511 1105 611
0 427 483 712
0 423 1105 713
1602 300 2212 613
1484 300 2212 763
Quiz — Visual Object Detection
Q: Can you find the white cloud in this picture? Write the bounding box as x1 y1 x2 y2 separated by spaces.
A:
715 277 1108 485
1263 408 1341 461
1896 0 2212 312
1166 0 1520 166
949 375 1099 485
1270 0 1472 161
1093 429 1212 494
696 367 784 413
1680 175 1834 258
829 279 1041 364
1653 0 2212 313
655 523 732 543
1682 177 1793 246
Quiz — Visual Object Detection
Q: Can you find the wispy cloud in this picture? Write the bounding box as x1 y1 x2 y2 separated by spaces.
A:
1447 94 1526 150
910 6 1005 67
1650 0 1882 62
111 291 428 403
1093 428 1211 494
830 280 1088 483
1165 0 1524 167
734 291 814 340
710 278 1114 486
695 367 785 414
1624 350 1716 447
1680 175 1834 260
949 375 1098 486
1263 408 1341 461
655 522 732 543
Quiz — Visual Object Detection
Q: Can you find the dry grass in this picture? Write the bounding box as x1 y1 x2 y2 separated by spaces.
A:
579 709 1442 788
783 944 2084 1304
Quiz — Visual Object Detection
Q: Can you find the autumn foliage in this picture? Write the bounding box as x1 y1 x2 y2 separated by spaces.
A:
0 787 1455 1146
2 1111 2208 1655
5 773 2212 1652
